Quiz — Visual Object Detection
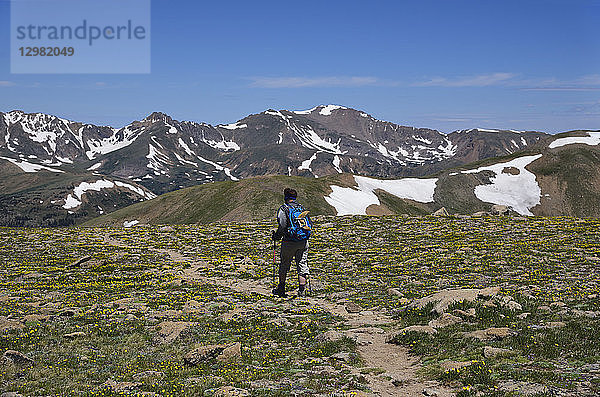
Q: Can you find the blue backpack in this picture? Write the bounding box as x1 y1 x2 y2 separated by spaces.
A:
282 202 312 241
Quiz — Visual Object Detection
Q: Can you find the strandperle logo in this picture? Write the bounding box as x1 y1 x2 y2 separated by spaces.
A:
15 19 147 47
10 0 151 74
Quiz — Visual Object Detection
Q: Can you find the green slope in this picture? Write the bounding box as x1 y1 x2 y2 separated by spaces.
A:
83 174 360 226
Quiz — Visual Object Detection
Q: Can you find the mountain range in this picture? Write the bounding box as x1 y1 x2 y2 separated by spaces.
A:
1 105 597 226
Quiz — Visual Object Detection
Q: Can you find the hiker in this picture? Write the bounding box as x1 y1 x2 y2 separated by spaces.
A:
271 188 312 298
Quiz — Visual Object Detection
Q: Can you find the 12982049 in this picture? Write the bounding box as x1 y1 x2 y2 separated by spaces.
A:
19 47 75 56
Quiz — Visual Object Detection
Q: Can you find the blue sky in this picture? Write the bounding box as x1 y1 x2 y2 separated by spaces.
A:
0 0 599 133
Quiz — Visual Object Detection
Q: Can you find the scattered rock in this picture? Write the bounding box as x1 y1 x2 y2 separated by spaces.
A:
330 352 352 362
491 204 509 215
433 207 449 216
102 378 141 393
408 287 500 314
506 300 523 311
573 309 598 318
545 321 566 329
464 327 515 341
214 386 250 397
472 211 488 217
345 302 362 313
182 300 205 315
386 325 437 343
440 361 472 371
483 346 513 359
184 342 241 366
2 350 34 367
154 321 194 344
1 392 23 397
422 387 439 396
453 308 476 318
22 314 49 323
64 331 86 339
517 312 530 319
69 255 92 268
428 313 463 329
159 226 175 232
0 317 24 333
218 342 242 362
550 301 566 309
538 305 551 312
387 288 404 297
498 381 548 396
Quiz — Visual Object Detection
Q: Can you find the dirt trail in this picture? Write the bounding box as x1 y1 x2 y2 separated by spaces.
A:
105 235 454 397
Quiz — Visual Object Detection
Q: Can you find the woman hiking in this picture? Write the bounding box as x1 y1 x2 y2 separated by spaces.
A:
271 188 312 298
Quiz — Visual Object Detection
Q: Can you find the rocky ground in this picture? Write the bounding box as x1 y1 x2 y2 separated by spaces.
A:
0 215 599 396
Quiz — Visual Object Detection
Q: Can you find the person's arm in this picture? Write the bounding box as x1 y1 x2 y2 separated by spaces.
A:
272 206 288 240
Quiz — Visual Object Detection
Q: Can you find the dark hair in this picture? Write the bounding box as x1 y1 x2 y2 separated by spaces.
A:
284 188 297 201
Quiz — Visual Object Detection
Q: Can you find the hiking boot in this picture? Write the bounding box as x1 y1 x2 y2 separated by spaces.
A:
272 288 288 298
297 285 307 297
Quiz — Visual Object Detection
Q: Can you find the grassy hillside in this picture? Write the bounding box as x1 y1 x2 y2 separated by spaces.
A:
84 174 359 226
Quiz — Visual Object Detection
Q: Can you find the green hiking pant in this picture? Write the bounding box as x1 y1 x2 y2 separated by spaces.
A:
277 239 309 289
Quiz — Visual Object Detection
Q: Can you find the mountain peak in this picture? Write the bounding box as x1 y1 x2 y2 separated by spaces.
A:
144 112 174 124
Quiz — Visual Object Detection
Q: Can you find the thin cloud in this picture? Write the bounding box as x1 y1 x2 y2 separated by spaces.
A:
519 74 600 91
249 76 380 88
521 87 600 91
0 81 16 87
413 73 517 87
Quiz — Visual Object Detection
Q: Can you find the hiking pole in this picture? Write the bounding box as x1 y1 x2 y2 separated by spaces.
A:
272 235 277 288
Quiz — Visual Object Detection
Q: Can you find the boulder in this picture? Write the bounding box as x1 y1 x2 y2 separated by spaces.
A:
386 325 437 343
345 302 363 313
491 205 509 215
64 331 86 339
408 287 500 314
0 318 24 333
440 360 472 371
464 327 515 341
102 379 142 393
433 207 449 216
483 346 513 359
154 321 194 344
184 342 241 366
2 350 34 367
499 381 548 396
428 313 463 329
214 386 250 397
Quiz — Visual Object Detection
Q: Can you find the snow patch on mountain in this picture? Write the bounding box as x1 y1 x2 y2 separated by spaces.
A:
461 154 543 216
293 106 319 115
332 155 342 173
146 144 170 173
87 162 102 171
298 152 318 173
325 175 438 215
219 122 247 130
0 156 64 173
319 105 347 116
549 131 600 149
62 179 156 210
196 155 239 181
296 126 346 154
86 126 139 160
